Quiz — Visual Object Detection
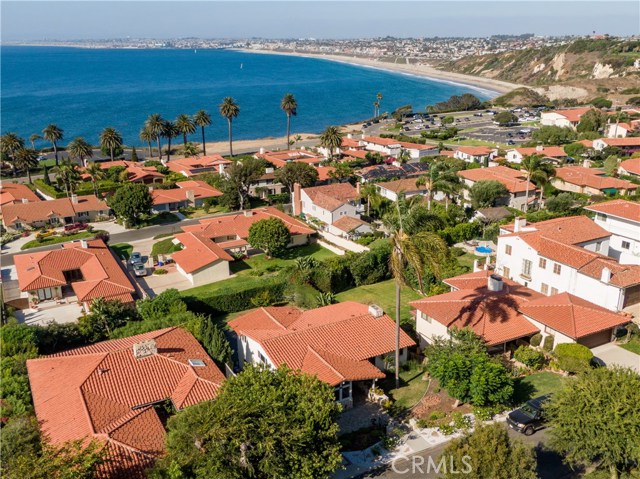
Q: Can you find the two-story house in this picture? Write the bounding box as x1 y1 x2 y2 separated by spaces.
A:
586 200 640 265
458 165 538 210
293 182 362 226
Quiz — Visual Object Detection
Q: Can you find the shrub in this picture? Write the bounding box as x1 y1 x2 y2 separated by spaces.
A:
542 335 554 351
513 346 545 370
452 412 472 430
153 268 168 275
529 333 542 347
554 343 593 374
311 256 354 294
472 404 504 422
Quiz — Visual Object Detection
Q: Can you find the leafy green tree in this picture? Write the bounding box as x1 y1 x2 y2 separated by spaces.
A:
137 289 187 321
604 155 620 176
546 192 575 213
319 125 343 161
273 161 318 192
280 93 298 150
428 93 482 113
14 148 39 183
442 115 455 125
42 124 64 166
327 161 354 182
563 142 586 158
439 424 538 479
469 360 514 406
199 320 233 367
553 343 593 374
130 145 138 162
193 110 212 156
175 114 196 146
532 126 577 145
469 180 509 209
226 157 265 210
590 96 613 109
78 298 139 342
547 367 640 479
42 164 52 185
577 109 608 133
364 151 385 165
99 127 123 161
248 218 291 258
67 137 93 167
161 365 342 479
0 415 41 478
219 97 240 157
494 111 518 126
108 183 153 227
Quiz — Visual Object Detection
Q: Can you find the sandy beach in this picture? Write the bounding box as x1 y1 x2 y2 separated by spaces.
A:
235 49 522 97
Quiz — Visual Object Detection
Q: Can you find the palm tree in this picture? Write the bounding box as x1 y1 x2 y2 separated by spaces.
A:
29 133 42 150
280 93 298 150
145 114 165 160
162 120 179 162
384 198 449 387
67 137 93 167
521 155 556 212
139 126 155 158
0 132 25 176
373 101 380 117
397 148 411 164
42 124 64 166
175 114 196 146
14 148 38 183
86 162 105 197
219 97 240 157
319 126 343 162
55 159 81 197
193 110 212 156
99 127 123 162
182 142 199 158
376 92 383 116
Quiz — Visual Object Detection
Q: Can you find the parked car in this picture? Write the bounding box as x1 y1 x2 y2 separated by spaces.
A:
36 229 56 239
507 140 516 145
132 263 147 277
507 395 551 435
129 252 143 265
474 113 483 117
64 222 88 232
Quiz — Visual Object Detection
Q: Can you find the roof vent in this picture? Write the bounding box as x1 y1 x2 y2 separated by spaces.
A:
487 274 504 292
21 198 29 204
133 339 157 359
188 359 206 367
368 304 384 318
244 210 253 217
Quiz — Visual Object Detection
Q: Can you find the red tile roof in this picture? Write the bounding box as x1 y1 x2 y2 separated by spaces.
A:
362 136 401 147
599 137 640 147
172 232 233 273
341 137 363 149
585 199 640 224
376 178 425 193
27 327 225 479
510 146 566 158
2 195 108 227
411 273 542 345
256 149 323 168
331 215 370 233
501 215 610 245
458 165 537 194
229 302 415 385
578 139 594 148
398 141 438 151
547 107 593 123
13 239 135 303
315 165 336 181
342 149 370 160
166 155 231 177
302 182 359 211
151 180 222 206
520 292 630 339
554 166 638 192
456 146 493 156
619 158 640 176
0 182 41 206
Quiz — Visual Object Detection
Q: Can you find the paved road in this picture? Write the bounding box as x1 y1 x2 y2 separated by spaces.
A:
356 424 576 479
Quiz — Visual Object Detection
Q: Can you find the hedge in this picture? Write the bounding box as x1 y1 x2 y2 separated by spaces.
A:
34 179 65 199
529 333 542 347
542 335 555 352
513 345 545 370
554 343 593 374
34 179 123 199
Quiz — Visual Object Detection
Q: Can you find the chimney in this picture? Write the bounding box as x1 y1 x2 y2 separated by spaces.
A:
259 147 265 155
80 239 88 249
368 304 384 318
582 159 590 168
487 274 504 292
244 210 254 217
265 167 274 174
148 186 154 193
292 182 302 216
133 339 157 359
186 189 195 204
301 146 306 151
600 267 611 283
484 256 491 270
21 198 29 204
71 194 78 205
473 259 480 272
514 217 527 233
536 144 544 153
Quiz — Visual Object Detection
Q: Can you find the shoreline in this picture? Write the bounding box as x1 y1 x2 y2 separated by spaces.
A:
234 49 522 97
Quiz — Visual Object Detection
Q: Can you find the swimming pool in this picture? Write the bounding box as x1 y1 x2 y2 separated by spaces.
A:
475 246 493 254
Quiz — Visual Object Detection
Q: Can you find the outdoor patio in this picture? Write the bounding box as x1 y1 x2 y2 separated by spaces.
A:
14 301 84 326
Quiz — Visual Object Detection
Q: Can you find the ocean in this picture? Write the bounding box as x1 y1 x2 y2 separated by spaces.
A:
1 46 490 147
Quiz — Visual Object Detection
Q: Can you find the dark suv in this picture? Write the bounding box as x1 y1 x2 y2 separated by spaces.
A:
507 395 551 435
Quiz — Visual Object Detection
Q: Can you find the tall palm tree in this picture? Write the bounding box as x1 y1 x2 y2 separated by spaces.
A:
193 109 212 156
55 159 81 198
86 162 105 197
42 124 64 166
373 101 380 117
0 132 25 176
319 126 343 162
67 137 93 167
139 126 155 158
162 120 179 162
219 97 240 157
99 127 123 162
175 114 196 146
145 114 165 160
14 148 39 184
29 133 42 150
280 93 298 150
376 92 383 116
416 161 451 211
384 198 449 387
521 155 555 212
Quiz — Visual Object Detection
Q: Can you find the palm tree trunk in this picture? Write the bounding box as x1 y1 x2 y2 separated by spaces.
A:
286 114 291 150
92 179 98 197
183 133 188 146
27 169 32 184
156 138 162 161
110 147 114 162
201 126 207 156
610 464 618 479
53 143 59 167
167 138 172 163
524 172 531 212
147 142 152 158
395 281 401 389
228 119 233 157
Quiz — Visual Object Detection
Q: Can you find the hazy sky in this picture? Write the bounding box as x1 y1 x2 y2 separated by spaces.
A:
2 1 639 41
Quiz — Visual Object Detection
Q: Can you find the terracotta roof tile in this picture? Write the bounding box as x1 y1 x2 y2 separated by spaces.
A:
585 199 640 223
458 165 537 193
3 195 108 226
547 107 593 123
599 137 640 147
510 146 566 158
172 232 233 273
0 182 41 206
554 166 638 191
256 149 323 168
620 158 640 176
302 183 359 211
456 146 493 156
166 155 231 177
331 216 370 233
376 178 425 193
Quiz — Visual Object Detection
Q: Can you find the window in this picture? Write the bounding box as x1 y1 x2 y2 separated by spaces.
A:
596 213 606 221
541 283 549 295
78 211 89 218
258 352 269 365
334 382 351 402
521 259 532 279
505 244 512 255
622 241 631 250
553 263 562 275
550 287 559 295
539 258 547 269
422 312 432 323
502 266 511 279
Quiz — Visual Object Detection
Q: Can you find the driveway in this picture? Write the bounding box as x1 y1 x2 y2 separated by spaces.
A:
591 343 640 373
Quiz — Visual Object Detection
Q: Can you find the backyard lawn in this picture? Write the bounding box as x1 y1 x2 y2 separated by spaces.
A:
151 237 183 257
456 252 485 272
513 372 567 404
111 243 133 260
379 364 429 412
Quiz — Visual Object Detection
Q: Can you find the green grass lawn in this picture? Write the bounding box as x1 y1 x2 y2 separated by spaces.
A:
379 365 429 412
445 138 502 147
151 237 182 256
619 336 640 355
513 372 567 405
335 279 422 324
140 212 180 227
111 243 133 260
21 230 101 250
456 252 485 272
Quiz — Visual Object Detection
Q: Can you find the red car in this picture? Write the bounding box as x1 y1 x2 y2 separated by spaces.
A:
64 222 88 232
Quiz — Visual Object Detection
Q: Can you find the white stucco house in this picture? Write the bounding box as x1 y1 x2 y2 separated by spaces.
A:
293 182 362 225
586 200 640 265
540 107 593 129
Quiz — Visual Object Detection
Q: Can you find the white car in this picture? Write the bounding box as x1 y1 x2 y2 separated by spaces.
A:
132 262 147 277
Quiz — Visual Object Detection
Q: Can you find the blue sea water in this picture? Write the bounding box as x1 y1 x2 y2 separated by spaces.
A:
1 46 492 147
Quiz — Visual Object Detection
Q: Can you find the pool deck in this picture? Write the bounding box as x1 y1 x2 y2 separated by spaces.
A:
455 240 497 257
